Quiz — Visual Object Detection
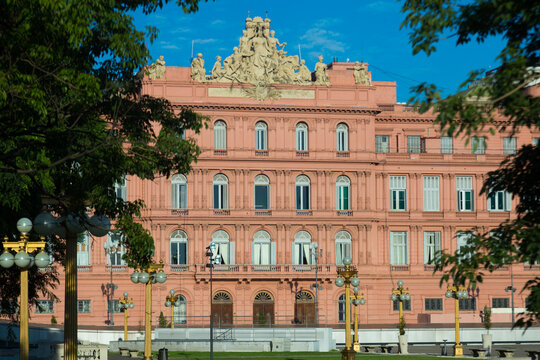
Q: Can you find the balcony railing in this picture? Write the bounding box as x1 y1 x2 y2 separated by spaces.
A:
296 151 309 157
254 210 272 216
390 265 409 271
336 151 350 158
337 210 353 216
296 210 312 216
170 265 191 272
106 265 127 272
77 265 92 272
213 209 230 215
255 150 268 156
171 209 189 216
214 149 227 156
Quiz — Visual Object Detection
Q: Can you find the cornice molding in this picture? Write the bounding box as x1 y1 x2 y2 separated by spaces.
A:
173 103 381 115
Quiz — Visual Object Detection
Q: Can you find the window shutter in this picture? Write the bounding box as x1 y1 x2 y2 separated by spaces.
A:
251 242 256 264
506 191 512 211
229 242 235 265
292 242 297 265
471 190 474 210
271 242 276 265
171 184 177 208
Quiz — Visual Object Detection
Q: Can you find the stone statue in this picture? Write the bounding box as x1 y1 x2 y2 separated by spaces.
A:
190 53 206 82
354 61 371 86
268 30 286 54
314 55 330 86
211 56 224 80
296 59 312 85
147 55 165 80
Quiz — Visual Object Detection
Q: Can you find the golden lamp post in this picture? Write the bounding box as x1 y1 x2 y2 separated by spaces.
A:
390 280 410 354
351 288 366 352
119 292 134 340
335 256 360 360
445 284 468 357
164 289 180 328
0 218 50 360
131 262 167 360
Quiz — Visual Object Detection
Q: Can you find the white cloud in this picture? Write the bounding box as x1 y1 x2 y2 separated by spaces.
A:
300 26 346 53
194 38 218 44
211 19 225 26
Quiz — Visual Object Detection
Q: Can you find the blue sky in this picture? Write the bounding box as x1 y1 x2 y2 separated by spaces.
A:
133 0 505 102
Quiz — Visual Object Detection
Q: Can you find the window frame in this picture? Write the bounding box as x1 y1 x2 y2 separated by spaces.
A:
503 137 516 155
471 136 486 154
213 120 227 150
336 123 349 152
35 300 55 314
211 230 234 265
170 230 188 265
213 174 229 210
441 136 453 154
424 231 441 265
487 189 511 211
336 175 351 210
423 176 440 211
292 230 313 265
335 231 352 265
171 174 188 209
295 175 310 210
252 230 275 265
77 300 91 313
390 231 408 265
424 298 443 311
255 121 268 151
296 122 308 151
457 176 474 211
376 135 389 153
105 232 126 266
254 174 270 210
390 175 407 211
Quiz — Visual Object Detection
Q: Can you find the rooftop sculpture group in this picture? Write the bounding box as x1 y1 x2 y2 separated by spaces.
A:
192 16 329 86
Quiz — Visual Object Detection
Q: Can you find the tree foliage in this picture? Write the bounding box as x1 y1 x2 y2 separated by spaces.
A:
0 0 209 318
401 0 539 327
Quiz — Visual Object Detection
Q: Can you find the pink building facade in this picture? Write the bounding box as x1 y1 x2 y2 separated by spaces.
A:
31 20 539 329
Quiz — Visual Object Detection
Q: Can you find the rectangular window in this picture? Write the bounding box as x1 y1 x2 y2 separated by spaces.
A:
390 231 408 265
35 300 54 314
472 136 486 154
293 242 312 265
425 298 443 311
393 299 411 311
457 176 474 211
77 232 91 266
376 135 389 153
114 176 127 201
172 183 187 209
296 185 310 210
106 233 126 265
457 231 474 262
503 137 516 154
492 298 510 308
390 175 407 211
335 242 352 265
78 300 91 313
255 185 269 209
256 129 266 150
252 242 275 265
459 298 476 311
171 241 187 265
107 300 122 313
407 136 424 153
488 189 511 211
424 231 441 264
423 176 440 211
336 185 350 210
213 184 228 209
441 136 453 154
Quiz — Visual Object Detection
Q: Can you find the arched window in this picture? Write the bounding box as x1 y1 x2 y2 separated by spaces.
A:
335 231 352 265
214 120 227 150
336 123 349 152
296 122 308 151
295 175 310 210
105 232 126 265
255 121 268 150
293 230 313 265
254 174 270 210
336 175 351 210
253 291 274 325
173 294 187 324
213 174 229 209
211 230 234 265
170 230 188 265
252 230 275 265
338 294 346 322
171 174 187 209
294 290 315 325
77 232 91 266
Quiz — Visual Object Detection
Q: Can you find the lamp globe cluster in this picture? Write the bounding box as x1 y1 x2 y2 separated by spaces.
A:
0 218 50 270
131 270 167 284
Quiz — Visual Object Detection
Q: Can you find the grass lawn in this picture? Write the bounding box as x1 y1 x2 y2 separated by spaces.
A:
160 351 446 360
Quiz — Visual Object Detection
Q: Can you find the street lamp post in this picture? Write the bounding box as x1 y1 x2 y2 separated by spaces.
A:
391 280 411 354
505 263 516 325
351 287 366 352
310 242 323 326
165 289 180 328
104 242 120 326
335 256 360 360
119 292 134 341
131 263 167 360
445 284 468 357
0 218 50 360
205 243 220 360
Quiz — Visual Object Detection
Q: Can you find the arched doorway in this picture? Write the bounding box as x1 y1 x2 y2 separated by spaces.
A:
294 290 315 325
212 291 233 327
253 291 274 326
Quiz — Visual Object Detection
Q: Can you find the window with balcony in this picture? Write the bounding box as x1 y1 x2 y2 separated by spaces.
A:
214 120 227 150
211 230 234 265
457 231 474 262
471 136 486 154
441 136 453 154
213 174 229 209
336 175 350 210
295 175 310 210
335 231 352 265
170 230 188 265
424 231 441 264
390 231 408 265
376 135 389 153
292 230 313 265
390 175 407 211
173 294 187 324
171 174 187 209
503 137 516 154
457 176 474 211
105 232 126 265
296 122 308 151
407 135 424 153
255 121 267 151
77 232 91 266
423 176 440 211
254 174 270 210
487 189 511 211
336 123 348 152
252 230 275 265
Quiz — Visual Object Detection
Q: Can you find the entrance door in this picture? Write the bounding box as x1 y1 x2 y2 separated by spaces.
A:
253 291 275 326
212 291 233 328
294 290 315 325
